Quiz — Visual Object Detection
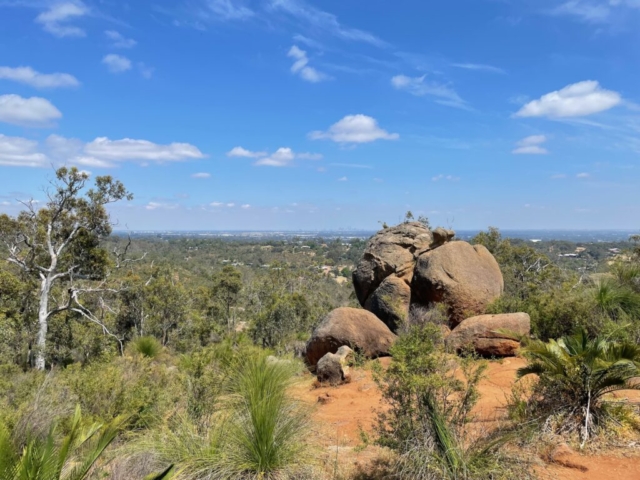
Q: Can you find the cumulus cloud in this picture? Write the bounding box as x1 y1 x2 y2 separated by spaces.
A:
227 146 267 158
577 172 591 178
0 94 62 127
515 81 621 118
228 146 322 166
309 114 399 143
105 30 137 48
391 74 467 109
512 135 549 155
0 66 80 89
337 176 347 182
191 172 211 178
287 45 328 83
102 54 132 73
0 134 48 167
83 137 206 164
1 134 206 168
35 1 88 37
241 204 251 209
145 201 179 211
255 147 295 167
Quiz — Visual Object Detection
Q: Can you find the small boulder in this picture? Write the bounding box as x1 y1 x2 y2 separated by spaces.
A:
316 346 354 385
445 313 530 357
365 275 411 331
305 307 397 367
412 242 504 326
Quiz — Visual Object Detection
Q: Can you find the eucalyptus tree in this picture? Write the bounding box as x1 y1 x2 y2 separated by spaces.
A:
0 167 132 369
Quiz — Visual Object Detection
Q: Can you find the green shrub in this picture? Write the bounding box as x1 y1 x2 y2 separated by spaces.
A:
516 330 640 446
131 336 163 359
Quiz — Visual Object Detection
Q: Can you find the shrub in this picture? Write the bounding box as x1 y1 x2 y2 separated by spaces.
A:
131 336 163 359
374 324 523 479
516 330 640 446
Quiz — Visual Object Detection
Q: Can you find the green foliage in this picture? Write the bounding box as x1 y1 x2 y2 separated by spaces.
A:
372 324 523 479
0 405 122 480
131 336 163 358
133 354 312 480
516 330 640 445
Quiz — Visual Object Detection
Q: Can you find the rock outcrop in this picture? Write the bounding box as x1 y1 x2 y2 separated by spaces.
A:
316 346 354 385
412 242 504 326
364 274 412 332
304 307 397 367
445 313 530 357
352 222 434 309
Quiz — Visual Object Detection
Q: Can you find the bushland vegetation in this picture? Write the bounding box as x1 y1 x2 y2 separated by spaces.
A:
0 169 639 478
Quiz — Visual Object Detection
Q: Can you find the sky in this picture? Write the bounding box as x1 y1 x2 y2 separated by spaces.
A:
0 0 639 231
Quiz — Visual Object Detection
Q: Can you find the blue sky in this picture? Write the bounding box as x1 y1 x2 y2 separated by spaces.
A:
1 0 639 231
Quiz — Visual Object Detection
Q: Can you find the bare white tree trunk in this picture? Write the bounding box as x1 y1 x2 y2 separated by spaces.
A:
35 276 51 370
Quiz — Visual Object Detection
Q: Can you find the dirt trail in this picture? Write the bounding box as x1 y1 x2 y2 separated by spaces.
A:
293 357 640 480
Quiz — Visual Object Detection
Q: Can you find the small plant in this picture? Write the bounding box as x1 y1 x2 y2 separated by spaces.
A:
132 336 163 358
0 405 123 480
517 330 640 446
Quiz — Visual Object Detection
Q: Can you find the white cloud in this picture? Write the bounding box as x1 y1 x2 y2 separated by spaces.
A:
35 1 88 37
512 135 549 155
102 54 132 73
309 114 399 143
227 146 267 158
210 202 223 207
241 204 251 209
84 137 206 163
515 81 622 118
191 172 211 178
269 0 386 47
0 134 48 167
391 74 467 109
0 66 80 89
451 63 505 74
287 45 328 83
145 201 178 210
228 146 322 166
0 94 62 127
227 203 235 207
577 172 590 178
337 176 347 182
432 174 460 182
255 147 295 167
206 0 254 20
105 30 137 48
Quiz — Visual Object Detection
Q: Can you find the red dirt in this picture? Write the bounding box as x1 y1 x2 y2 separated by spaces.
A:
293 357 640 480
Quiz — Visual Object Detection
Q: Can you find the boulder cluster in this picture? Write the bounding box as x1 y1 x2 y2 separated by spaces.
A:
305 222 531 383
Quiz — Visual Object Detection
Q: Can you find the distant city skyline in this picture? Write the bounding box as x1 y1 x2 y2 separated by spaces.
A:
1 1 639 230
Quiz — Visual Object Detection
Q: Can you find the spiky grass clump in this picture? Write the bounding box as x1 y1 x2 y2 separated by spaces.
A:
132 355 313 480
131 336 163 359
220 356 310 479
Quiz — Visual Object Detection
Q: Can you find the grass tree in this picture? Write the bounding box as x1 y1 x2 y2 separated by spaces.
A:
517 330 640 446
0 167 132 369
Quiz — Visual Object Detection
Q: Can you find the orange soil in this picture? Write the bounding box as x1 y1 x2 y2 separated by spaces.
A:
293 357 640 480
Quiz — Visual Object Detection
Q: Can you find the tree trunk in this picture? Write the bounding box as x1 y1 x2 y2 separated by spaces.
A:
35 277 50 370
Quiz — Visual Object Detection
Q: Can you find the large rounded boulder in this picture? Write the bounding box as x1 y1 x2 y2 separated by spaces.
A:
445 313 530 357
412 242 503 326
352 222 434 308
364 275 412 332
304 307 397 367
